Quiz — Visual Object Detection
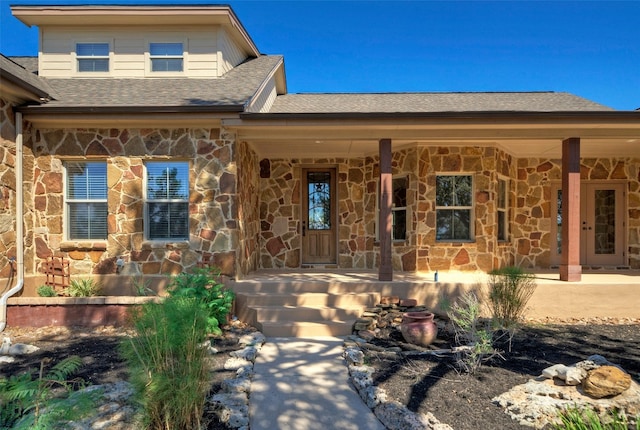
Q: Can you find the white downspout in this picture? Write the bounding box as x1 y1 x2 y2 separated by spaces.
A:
0 111 25 332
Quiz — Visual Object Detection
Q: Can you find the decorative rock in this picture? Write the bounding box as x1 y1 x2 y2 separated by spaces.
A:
380 296 400 305
374 401 454 430
399 299 418 307
541 363 567 379
563 367 587 386
238 332 265 346
230 346 258 362
224 357 253 371
343 346 365 366
583 366 632 398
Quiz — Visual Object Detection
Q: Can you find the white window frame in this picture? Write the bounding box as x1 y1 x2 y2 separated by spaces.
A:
75 42 110 74
497 176 509 242
375 175 408 242
435 173 474 242
64 161 108 241
147 41 185 75
144 161 190 241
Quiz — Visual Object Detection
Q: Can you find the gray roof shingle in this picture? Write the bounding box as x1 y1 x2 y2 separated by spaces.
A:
20 55 282 110
1 55 54 99
268 92 614 113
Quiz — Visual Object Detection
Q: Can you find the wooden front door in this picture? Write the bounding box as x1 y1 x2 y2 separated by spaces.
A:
301 168 337 265
551 182 626 267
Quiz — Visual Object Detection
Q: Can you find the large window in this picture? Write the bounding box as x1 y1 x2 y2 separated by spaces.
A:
76 43 109 72
377 175 408 241
146 162 189 240
65 162 108 240
150 43 184 72
436 174 473 241
497 177 508 241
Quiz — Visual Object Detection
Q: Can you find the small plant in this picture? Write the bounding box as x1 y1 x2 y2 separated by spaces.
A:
0 356 98 429
487 266 537 329
130 275 155 296
65 278 102 297
553 405 639 430
166 267 234 335
120 297 209 429
446 291 500 373
36 285 57 297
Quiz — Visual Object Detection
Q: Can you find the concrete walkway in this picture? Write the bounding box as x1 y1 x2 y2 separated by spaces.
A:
249 337 386 430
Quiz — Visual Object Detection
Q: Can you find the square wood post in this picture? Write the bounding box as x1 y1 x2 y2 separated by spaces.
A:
559 137 582 281
379 138 393 281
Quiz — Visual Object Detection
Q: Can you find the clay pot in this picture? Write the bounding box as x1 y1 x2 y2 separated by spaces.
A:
400 311 438 347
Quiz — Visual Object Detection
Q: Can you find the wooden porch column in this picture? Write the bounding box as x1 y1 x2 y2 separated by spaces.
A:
559 137 582 281
379 138 393 281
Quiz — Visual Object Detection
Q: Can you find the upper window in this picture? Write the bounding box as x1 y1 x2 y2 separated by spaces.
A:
150 43 184 72
76 43 109 72
497 178 508 241
376 175 408 241
436 174 473 241
65 162 108 240
146 162 189 240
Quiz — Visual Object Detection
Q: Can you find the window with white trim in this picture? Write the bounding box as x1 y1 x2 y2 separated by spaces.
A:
146 162 189 240
65 162 108 240
436 174 473 241
497 177 508 241
149 43 184 72
376 175 408 241
76 43 109 72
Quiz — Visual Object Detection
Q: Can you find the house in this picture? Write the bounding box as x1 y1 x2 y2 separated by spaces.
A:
1 4 640 302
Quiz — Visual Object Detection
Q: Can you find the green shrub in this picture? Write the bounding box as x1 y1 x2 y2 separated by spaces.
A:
553 406 639 430
131 275 156 296
487 266 537 328
36 285 57 297
65 278 102 297
446 291 499 373
167 267 234 335
0 356 98 429
120 297 209 429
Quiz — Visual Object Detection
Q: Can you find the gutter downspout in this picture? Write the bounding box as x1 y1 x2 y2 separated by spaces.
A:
0 111 25 332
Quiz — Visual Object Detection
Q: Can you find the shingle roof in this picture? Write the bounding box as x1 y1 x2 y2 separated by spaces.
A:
268 92 614 113
20 55 282 110
0 55 54 99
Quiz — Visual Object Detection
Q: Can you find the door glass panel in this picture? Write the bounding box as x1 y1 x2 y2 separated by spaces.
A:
307 172 331 230
593 189 616 254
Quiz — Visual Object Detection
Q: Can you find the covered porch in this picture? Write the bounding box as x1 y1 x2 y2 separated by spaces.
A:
230 268 640 336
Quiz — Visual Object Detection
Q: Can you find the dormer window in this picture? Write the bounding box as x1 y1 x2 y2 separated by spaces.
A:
76 43 109 72
150 43 183 72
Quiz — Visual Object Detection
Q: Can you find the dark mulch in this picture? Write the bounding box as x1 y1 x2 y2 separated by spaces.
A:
364 321 640 430
2 322 639 429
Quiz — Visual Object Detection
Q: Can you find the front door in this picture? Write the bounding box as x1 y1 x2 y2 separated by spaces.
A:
551 182 626 267
301 168 337 265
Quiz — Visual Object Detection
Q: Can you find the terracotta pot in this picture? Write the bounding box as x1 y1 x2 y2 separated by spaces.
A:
400 311 438 347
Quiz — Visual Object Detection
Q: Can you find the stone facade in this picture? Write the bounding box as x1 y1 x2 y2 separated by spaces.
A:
0 98 18 278
2 116 639 284
21 126 239 278
254 146 640 272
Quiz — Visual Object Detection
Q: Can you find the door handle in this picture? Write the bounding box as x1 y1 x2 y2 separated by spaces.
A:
302 221 306 237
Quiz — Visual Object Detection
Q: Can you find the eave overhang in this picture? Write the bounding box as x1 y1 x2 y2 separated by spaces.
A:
11 5 260 57
226 111 640 158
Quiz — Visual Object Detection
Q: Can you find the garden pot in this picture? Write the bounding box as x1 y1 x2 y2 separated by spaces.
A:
400 311 438 347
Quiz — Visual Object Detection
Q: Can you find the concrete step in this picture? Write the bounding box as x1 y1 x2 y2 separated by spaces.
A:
252 305 363 322
258 320 356 337
237 292 378 308
231 280 391 295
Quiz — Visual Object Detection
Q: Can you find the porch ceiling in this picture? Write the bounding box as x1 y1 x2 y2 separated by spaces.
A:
226 116 640 159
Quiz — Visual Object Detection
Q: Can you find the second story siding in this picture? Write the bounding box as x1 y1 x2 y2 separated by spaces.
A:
39 25 248 79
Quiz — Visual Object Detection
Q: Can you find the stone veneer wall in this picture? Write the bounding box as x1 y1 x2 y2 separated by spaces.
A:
514 157 640 269
257 146 519 272
236 140 261 275
0 98 18 278
24 127 239 277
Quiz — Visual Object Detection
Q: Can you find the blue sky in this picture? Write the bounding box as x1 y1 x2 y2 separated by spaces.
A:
1 0 639 110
